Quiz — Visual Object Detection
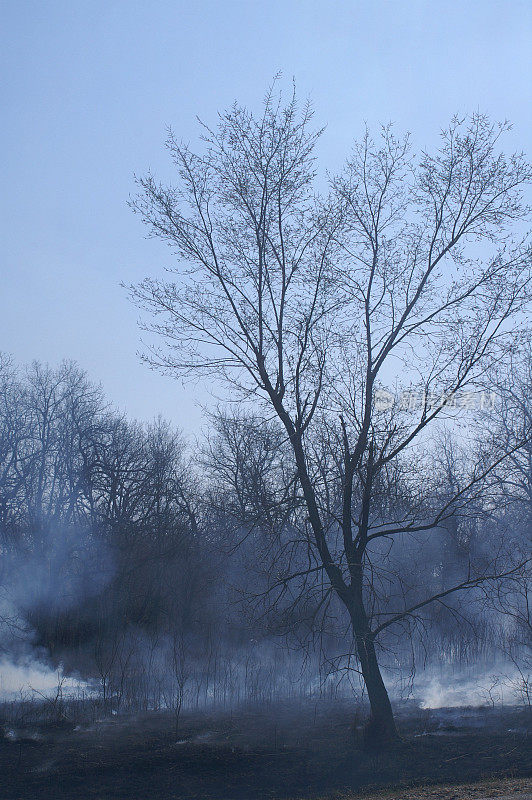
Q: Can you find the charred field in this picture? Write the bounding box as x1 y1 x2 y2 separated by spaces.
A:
0 700 530 800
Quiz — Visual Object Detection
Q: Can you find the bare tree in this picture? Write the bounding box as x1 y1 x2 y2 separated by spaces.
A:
130 87 531 744
487 343 532 513
480 346 532 707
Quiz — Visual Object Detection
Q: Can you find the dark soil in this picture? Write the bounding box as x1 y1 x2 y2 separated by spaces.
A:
0 703 530 799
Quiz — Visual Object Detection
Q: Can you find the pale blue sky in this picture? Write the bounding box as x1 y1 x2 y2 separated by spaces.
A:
1 0 530 431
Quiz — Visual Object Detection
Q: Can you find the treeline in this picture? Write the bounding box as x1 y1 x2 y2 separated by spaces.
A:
0 355 530 713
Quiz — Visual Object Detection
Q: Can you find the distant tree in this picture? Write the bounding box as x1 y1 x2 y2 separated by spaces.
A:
487 343 532 515
0 359 213 703
135 87 529 743
479 346 532 704
0 355 27 547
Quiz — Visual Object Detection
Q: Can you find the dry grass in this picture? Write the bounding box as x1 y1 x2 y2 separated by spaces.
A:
334 776 532 799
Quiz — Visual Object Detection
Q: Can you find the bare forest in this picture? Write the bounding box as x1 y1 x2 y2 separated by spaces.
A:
1 89 531 799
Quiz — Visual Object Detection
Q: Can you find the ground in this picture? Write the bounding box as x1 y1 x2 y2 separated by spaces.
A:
0 701 530 799
355 777 532 799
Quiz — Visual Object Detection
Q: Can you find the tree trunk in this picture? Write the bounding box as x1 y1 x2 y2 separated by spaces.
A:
349 599 398 747
279 426 398 747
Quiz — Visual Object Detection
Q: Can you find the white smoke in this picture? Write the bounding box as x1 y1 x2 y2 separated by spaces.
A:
0 658 88 699
418 667 528 708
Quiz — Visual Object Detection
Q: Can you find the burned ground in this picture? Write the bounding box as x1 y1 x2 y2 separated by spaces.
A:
0 701 530 799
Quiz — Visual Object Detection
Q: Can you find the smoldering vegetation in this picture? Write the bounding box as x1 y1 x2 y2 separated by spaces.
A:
0 356 530 797
0 355 530 721
0 700 530 799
